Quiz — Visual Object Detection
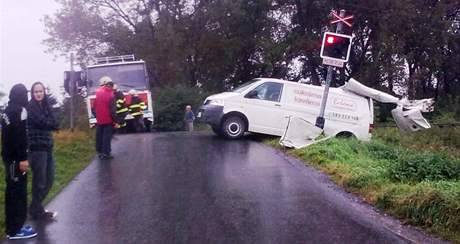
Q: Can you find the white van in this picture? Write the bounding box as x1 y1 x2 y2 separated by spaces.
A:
197 78 374 140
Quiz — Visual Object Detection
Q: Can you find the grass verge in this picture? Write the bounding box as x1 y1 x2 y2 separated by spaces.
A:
265 127 460 243
0 129 95 232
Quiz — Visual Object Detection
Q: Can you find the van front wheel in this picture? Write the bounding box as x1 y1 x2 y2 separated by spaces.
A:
222 116 246 139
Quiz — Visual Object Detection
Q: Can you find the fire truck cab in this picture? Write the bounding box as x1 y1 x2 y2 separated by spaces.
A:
84 55 154 131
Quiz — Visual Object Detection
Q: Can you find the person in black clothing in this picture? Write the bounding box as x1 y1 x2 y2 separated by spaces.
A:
127 89 146 133
27 82 59 221
112 86 128 134
1 84 38 240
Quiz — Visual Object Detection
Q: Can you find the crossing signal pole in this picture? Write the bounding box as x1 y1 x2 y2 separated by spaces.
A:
70 53 75 132
315 9 353 129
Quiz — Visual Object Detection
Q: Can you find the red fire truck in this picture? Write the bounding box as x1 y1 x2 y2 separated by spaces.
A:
84 55 154 131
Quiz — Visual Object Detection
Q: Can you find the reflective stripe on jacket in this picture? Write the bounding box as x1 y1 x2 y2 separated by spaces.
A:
129 96 145 117
116 98 129 114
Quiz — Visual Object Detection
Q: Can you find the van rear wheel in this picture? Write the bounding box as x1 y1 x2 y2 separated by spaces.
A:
222 116 246 139
336 131 356 139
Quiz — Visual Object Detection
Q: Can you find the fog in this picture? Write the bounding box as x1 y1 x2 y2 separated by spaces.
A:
0 0 67 103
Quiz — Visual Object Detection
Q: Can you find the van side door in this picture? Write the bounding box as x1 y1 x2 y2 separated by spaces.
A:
242 82 285 136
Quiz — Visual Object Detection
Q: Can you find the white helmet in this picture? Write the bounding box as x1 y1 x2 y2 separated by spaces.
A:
129 89 138 96
99 76 113 86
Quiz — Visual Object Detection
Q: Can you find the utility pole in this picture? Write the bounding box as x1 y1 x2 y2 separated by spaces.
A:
70 53 75 132
316 9 348 129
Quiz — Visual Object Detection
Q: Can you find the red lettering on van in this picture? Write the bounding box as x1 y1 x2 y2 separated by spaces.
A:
332 98 356 111
294 96 321 106
294 89 322 99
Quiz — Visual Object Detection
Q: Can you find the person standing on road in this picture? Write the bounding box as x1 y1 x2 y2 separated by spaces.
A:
112 85 128 134
94 76 115 159
128 89 146 133
184 105 195 132
27 82 59 221
1 84 38 240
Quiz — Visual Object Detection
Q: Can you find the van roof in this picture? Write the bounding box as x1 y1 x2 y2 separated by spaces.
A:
257 77 289 83
256 77 365 100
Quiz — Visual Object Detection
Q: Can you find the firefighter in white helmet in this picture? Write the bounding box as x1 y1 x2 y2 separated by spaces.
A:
99 76 113 86
94 76 115 159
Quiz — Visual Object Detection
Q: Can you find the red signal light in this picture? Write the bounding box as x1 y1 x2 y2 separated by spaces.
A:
326 36 335 44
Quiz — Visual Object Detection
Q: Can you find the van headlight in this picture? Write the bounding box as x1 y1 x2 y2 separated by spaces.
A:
208 99 224 106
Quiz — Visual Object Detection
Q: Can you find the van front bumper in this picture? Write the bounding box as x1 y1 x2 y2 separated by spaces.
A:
197 105 224 127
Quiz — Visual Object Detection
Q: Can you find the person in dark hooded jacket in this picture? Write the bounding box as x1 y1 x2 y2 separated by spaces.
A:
27 82 59 221
1 84 38 239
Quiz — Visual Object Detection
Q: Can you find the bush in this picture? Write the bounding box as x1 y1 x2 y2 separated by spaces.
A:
153 85 209 131
390 152 460 182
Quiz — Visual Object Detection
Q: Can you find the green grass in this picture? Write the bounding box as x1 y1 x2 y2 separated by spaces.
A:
0 130 95 232
373 126 460 157
265 127 460 243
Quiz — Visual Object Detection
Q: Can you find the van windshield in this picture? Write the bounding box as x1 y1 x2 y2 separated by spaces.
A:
231 79 259 93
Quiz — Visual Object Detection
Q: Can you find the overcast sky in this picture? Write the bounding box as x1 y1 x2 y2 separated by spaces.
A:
0 0 67 103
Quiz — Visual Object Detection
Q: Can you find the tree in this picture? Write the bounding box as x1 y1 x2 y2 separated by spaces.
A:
44 0 460 118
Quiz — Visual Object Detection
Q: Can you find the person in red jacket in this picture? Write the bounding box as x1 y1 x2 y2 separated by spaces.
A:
94 76 115 159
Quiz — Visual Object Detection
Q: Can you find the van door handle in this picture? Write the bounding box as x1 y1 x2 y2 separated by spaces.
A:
275 104 281 107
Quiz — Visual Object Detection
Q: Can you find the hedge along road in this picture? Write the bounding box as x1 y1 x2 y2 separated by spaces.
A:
3 132 445 244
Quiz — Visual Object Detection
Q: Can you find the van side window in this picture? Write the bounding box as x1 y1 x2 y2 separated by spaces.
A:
245 82 283 102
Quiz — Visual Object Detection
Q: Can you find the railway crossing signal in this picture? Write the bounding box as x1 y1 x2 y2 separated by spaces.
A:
330 10 354 27
320 32 353 63
316 9 353 129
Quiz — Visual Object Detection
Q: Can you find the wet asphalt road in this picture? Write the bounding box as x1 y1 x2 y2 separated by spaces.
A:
3 132 442 244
